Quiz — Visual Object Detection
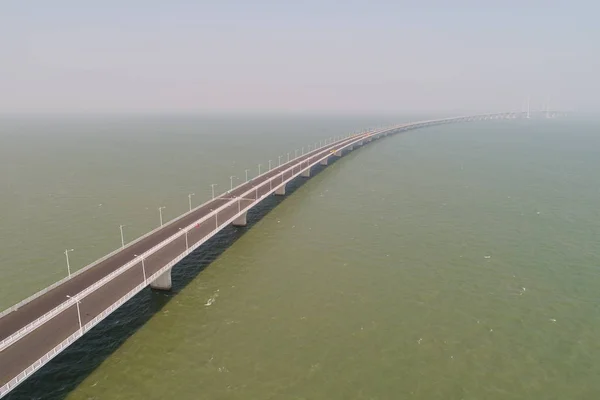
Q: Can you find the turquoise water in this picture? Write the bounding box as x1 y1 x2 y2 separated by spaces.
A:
1 116 599 399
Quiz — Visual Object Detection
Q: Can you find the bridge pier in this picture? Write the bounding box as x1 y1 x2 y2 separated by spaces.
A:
320 157 329 166
275 183 286 196
150 268 172 291
232 211 247 227
334 150 342 157
348 145 354 151
301 167 311 177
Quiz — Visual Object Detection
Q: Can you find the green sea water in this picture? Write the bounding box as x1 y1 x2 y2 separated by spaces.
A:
1 115 599 399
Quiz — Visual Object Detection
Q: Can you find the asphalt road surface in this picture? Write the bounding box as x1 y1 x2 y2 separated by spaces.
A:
0 133 368 388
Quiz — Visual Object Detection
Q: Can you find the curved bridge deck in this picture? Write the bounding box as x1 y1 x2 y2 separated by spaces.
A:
0 112 525 397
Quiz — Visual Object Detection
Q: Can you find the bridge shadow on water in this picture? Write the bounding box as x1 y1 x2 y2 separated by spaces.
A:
6 159 341 400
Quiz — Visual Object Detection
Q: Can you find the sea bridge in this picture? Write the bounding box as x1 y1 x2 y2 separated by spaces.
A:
0 111 543 397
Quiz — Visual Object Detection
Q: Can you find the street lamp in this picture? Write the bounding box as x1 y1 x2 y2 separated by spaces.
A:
301 147 304 155
229 175 236 191
65 248 74 278
134 254 147 283
287 152 290 162
119 224 126 248
258 164 262 175
278 155 282 166
66 295 83 335
210 184 217 199
158 206 166 227
188 193 195 212
268 160 272 171
179 228 189 250
295 149 299 159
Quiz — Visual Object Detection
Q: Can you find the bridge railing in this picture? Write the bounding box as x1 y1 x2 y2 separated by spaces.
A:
0 132 368 352
0 132 360 321
1 128 392 397
0 113 523 397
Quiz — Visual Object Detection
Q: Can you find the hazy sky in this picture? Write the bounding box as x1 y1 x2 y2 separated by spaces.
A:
1 1 598 114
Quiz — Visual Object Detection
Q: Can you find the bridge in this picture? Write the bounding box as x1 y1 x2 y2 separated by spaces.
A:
0 112 536 397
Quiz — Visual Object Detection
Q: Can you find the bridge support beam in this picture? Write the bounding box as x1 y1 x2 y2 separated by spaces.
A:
334 150 342 157
301 167 311 177
320 157 329 166
150 268 172 291
232 211 247 227
275 183 286 196
348 145 354 151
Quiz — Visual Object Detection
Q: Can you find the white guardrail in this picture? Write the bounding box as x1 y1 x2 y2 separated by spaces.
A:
0 128 366 321
0 114 508 353
0 124 398 398
0 113 518 398
0 128 378 352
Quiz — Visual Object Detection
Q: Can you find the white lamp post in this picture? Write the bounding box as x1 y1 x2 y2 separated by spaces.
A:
179 228 189 250
66 295 83 335
188 193 195 212
65 248 74 278
158 206 166 226
135 253 147 283
119 224 126 249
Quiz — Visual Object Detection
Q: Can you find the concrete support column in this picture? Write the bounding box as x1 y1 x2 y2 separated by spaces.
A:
275 183 286 196
320 157 328 166
358 141 364 146
348 145 354 150
150 268 172 291
301 167 311 177
334 150 342 157
232 211 247 227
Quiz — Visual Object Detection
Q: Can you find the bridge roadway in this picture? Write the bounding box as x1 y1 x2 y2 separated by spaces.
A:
0 112 522 397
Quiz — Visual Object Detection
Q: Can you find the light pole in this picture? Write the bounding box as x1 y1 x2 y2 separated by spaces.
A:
245 169 249 182
66 295 83 335
65 248 74 278
287 152 290 162
302 147 304 155
179 228 189 250
188 193 195 212
135 254 146 283
119 225 126 249
158 206 166 227
268 160 272 171
258 164 262 175
210 184 217 199
295 149 299 159
278 155 282 166
229 175 236 191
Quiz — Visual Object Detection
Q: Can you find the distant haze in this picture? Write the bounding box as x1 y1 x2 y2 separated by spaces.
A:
1 1 598 114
